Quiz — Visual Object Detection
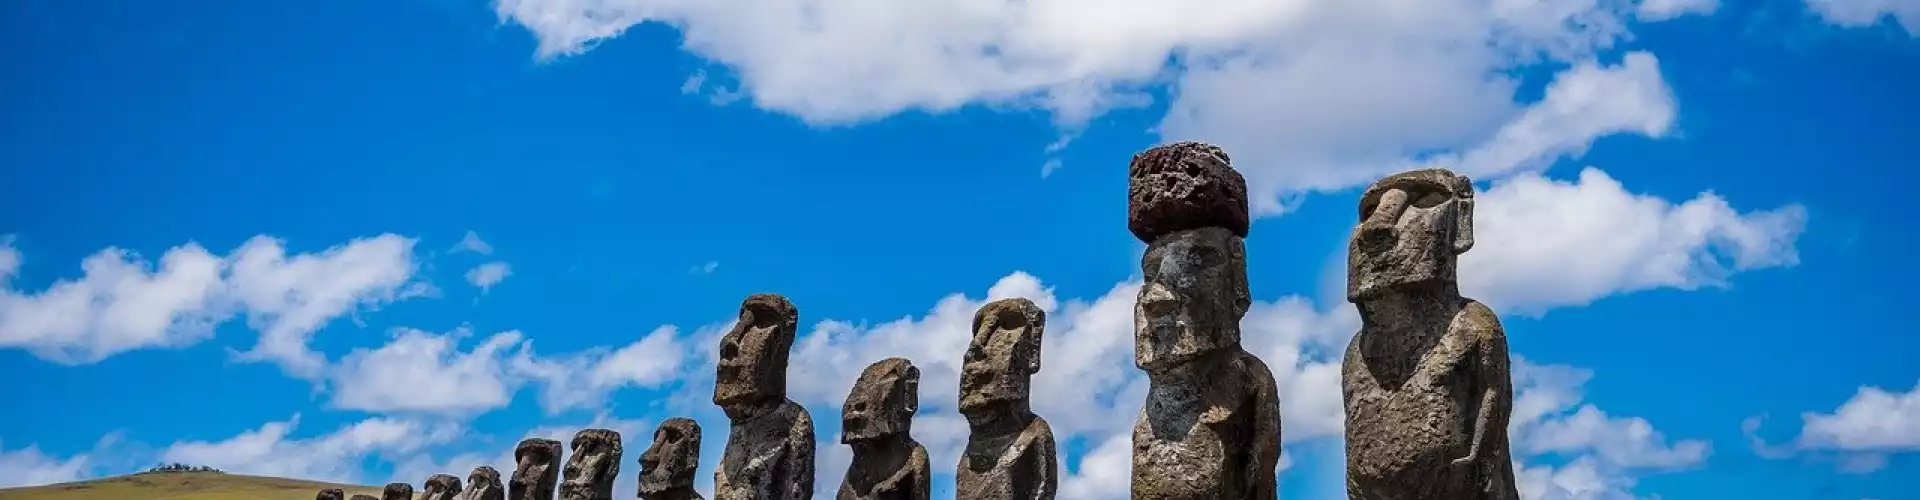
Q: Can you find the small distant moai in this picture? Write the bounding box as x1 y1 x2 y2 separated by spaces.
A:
560 429 622 500
459 466 505 500
956 298 1057 500
511 438 563 500
712 293 816 500
1341 168 1518 500
837 357 930 500
319 489 346 500
1125 142 1282 499
639 418 705 500
421 474 463 500
384 482 415 500
353 495 380 500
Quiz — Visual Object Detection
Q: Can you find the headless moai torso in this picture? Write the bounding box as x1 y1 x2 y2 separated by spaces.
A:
713 294 816 500
956 298 1058 500
837 358 929 500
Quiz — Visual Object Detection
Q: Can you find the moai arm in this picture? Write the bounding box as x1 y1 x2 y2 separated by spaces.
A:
1453 302 1510 466
1245 361 1282 499
1029 420 1058 500
780 410 816 500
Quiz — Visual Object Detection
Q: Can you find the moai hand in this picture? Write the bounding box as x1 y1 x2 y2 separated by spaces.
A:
459 466 505 500
512 438 563 500
639 418 705 500
1125 142 1281 500
422 474 463 500
956 298 1058 500
713 293 816 500
319 488 346 500
384 482 415 500
837 358 929 500
561 429 622 500
1341 168 1517 500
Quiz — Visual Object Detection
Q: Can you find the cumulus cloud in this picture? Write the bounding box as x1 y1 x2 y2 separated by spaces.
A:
1744 379 1920 472
466 262 513 292
330 328 528 415
0 441 92 488
1509 359 1710 500
159 414 460 484
227 235 428 379
513 325 698 413
1804 0 1920 35
451 230 495 255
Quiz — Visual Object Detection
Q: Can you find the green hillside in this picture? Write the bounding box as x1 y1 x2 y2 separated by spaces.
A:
0 471 384 500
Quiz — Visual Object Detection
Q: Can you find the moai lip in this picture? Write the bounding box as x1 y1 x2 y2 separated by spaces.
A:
459 466 504 500
511 438 562 500
421 474 462 500
956 298 1058 500
318 488 346 500
560 429 622 500
1126 141 1250 244
713 293 816 500
838 358 929 500
638 418 704 500
383 482 415 500
1342 168 1518 500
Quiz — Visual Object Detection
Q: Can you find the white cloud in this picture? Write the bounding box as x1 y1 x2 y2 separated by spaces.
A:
227 235 427 379
1804 0 1920 35
0 241 229 363
512 325 697 414
466 261 513 292
1637 0 1720 21
451 231 495 255
0 441 91 488
330 328 528 415
1509 359 1710 500
691 261 720 275
1794 380 1920 452
160 414 460 484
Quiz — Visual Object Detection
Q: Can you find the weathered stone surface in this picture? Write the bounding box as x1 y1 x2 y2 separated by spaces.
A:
1342 168 1517 500
353 495 380 500
384 482 415 500
318 488 345 500
837 358 929 500
713 293 816 500
1129 224 1280 498
956 298 1057 500
458 466 505 500
561 429 622 500
639 418 705 500
421 474 463 500
511 438 563 500
1127 141 1250 243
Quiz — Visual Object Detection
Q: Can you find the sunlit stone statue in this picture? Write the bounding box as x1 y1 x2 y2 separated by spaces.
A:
384 482 415 500
956 298 1057 500
714 293 816 500
421 474 462 500
639 418 705 500
838 357 930 500
1342 168 1518 500
459 466 505 500
318 489 345 500
561 429 622 500
511 438 562 500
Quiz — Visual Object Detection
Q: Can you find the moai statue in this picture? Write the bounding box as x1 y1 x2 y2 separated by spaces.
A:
459 466 506 500
384 482 416 500
956 298 1058 500
422 474 464 500
560 429 622 500
354 495 381 500
1126 142 1282 500
1341 168 1517 500
713 293 816 500
639 418 705 500
319 489 346 500
512 438 563 500
837 357 930 500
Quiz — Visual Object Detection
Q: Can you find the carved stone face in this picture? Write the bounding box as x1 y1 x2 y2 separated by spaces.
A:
510 438 561 500
560 429 622 500
465 466 505 500
960 298 1044 414
382 482 413 500
421 474 462 500
1346 169 1475 302
842 357 920 443
714 294 799 408
318 488 345 500
637 418 701 495
1135 226 1251 371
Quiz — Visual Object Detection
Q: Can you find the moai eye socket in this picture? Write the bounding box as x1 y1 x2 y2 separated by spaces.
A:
853 401 868 413
994 309 1028 331
1410 190 1448 209
664 428 682 442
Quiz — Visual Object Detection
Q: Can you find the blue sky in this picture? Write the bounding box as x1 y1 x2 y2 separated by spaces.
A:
1 0 1916 498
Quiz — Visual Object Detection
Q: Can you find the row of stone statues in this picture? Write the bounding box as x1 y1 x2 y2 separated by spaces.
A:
323 141 1518 500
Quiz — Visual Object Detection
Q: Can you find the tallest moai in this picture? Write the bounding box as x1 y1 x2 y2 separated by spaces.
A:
713 293 816 500
1126 142 1282 500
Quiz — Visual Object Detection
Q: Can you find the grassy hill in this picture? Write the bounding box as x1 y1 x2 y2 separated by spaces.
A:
0 471 384 500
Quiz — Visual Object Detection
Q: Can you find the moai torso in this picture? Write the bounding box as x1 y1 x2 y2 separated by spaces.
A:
639 418 706 500
458 466 505 500
561 429 622 500
319 488 346 500
1341 169 1517 500
383 482 415 500
956 298 1058 500
1125 143 1281 500
421 474 462 500
713 294 816 500
511 438 562 500
837 358 930 500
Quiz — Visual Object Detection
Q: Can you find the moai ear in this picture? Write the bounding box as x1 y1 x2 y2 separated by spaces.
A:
904 364 922 414
1026 309 1045 374
1452 175 1477 255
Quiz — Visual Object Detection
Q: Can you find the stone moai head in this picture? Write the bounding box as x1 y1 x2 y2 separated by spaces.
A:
1127 142 1253 372
465 466 505 500
637 418 702 496
713 293 799 408
841 357 920 444
560 429 622 500
352 495 379 500
1346 168 1475 303
383 482 414 500
422 474 462 500
318 488 345 500
510 438 562 500
959 298 1044 415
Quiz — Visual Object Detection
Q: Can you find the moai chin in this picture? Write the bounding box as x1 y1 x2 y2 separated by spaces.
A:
639 418 705 500
837 357 929 500
384 482 415 500
1341 168 1518 500
319 488 346 500
1126 142 1282 500
421 474 463 500
956 298 1058 500
712 293 816 500
561 429 622 500
511 438 563 500
459 466 505 500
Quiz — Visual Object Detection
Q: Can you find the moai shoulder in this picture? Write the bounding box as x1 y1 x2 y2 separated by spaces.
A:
957 298 1058 500
384 482 415 500
1126 141 1281 500
422 474 463 500
512 438 563 500
561 429 623 500
838 357 930 500
713 293 816 500
1341 168 1517 500
459 466 505 500
639 418 705 500
319 488 346 500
